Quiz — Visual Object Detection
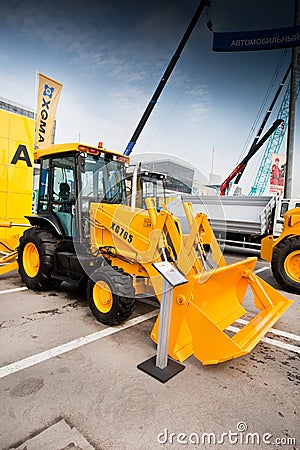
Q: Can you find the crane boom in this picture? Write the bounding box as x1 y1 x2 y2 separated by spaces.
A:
220 119 283 196
123 0 210 156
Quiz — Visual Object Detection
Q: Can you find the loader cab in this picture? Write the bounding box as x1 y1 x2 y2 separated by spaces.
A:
139 170 166 209
125 165 166 209
272 198 300 237
36 143 128 243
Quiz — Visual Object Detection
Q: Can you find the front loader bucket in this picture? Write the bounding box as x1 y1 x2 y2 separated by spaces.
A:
151 257 293 365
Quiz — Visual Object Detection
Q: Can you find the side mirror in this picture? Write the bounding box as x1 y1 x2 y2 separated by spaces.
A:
78 153 86 173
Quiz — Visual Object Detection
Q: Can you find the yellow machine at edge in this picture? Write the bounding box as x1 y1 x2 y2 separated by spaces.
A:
0 141 292 366
0 109 34 275
261 207 300 295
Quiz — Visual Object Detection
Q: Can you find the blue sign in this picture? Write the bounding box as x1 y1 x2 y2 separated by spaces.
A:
212 26 300 52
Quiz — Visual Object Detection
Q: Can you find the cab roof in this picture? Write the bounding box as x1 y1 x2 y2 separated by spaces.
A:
34 142 130 163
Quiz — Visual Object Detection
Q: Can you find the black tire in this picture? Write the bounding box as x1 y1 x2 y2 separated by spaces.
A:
87 265 135 325
271 236 300 295
18 227 58 291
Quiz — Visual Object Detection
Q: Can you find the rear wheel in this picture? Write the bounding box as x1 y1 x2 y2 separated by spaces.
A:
88 265 135 325
271 236 300 294
18 227 58 290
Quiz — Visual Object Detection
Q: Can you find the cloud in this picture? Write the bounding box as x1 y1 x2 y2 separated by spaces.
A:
0 53 9 64
2 0 167 83
0 71 35 107
2 0 207 88
1 0 212 137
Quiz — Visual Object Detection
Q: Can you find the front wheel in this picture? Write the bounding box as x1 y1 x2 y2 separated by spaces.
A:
87 265 135 325
18 227 58 291
271 236 300 294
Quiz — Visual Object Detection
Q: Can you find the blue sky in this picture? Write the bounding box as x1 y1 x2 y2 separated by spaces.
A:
1 0 299 196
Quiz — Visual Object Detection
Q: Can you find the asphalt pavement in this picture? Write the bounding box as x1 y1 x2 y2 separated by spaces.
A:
0 250 299 450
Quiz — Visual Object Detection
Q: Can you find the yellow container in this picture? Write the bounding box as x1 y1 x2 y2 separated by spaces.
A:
0 109 34 242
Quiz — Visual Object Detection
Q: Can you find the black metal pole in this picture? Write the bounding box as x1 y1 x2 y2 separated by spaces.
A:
123 0 210 156
219 119 283 195
284 0 299 198
241 119 284 166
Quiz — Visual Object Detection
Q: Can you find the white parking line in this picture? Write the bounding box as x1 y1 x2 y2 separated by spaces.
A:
1 282 299 377
0 287 28 295
0 310 158 379
260 336 300 353
254 266 269 274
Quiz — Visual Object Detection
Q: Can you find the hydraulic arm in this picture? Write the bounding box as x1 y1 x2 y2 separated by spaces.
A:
89 198 292 365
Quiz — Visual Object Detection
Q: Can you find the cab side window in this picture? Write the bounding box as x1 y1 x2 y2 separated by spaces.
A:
38 158 50 212
51 156 76 236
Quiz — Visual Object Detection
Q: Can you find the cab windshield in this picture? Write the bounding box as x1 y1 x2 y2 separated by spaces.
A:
80 153 126 213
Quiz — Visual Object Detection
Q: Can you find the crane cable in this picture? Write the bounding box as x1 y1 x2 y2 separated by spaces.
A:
237 49 288 164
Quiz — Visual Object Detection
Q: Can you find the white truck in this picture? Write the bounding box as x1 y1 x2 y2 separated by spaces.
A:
168 194 300 250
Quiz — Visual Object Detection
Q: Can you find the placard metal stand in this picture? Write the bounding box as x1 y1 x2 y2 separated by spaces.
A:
137 261 187 383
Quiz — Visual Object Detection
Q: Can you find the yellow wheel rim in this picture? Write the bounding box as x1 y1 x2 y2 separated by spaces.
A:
284 250 300 283
93 281 113 313
23 242 40 278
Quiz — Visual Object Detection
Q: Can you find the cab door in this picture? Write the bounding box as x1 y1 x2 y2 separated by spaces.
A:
38 154 77 237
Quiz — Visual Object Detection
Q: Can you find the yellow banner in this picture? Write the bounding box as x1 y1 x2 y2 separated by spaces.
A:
35 73 62 149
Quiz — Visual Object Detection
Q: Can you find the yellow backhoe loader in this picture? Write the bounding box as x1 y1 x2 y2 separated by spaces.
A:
0 0 293 366
12 142 292 365
261 207 300 295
